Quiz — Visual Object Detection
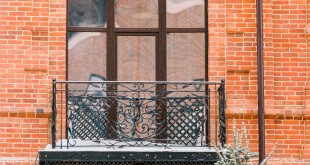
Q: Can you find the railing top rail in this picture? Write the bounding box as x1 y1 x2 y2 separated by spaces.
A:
53 80 224 85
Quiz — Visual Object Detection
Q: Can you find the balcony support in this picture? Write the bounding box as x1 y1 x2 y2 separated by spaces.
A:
219 79 226 146
52 78 57 149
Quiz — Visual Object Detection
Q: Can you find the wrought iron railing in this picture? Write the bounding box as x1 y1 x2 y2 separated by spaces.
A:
51 79 226 149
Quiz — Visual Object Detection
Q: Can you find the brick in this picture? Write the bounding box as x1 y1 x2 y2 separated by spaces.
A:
1 0 310 164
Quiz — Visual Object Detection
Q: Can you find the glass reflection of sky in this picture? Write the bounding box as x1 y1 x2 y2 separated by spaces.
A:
167 0 204 14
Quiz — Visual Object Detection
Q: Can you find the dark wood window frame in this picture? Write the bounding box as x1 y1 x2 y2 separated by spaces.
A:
66 0 209 141
66 0 209 81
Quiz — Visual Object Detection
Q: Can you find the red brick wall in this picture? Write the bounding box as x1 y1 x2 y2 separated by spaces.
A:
0 0 66 164
218 0 310 164
0 112 50 164
1 0 310 164
273 0 307 115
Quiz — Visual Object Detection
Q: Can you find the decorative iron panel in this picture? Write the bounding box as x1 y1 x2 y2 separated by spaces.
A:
68 96 107 140
50 80 226 149
166 97 205 146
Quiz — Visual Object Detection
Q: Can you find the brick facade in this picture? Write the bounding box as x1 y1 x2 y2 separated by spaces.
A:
1 0 310 164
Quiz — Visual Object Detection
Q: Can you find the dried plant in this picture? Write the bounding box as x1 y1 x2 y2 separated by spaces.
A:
215 119 277 165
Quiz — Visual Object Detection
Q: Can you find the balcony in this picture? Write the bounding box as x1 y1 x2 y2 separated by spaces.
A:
39 79 226 164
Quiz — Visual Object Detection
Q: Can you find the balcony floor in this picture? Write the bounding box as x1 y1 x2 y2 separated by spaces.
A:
39 139 218 162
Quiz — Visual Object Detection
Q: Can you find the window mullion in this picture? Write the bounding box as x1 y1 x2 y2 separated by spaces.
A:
107 0 116 81
158 0 166 81
106 0 117 139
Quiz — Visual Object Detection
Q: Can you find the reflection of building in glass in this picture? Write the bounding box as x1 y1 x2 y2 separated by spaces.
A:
68 0 106 27
68 0 205 83
68 32 106 86
113 0 204 28
114 0 158 28
167 0 204 28
68 32 205 83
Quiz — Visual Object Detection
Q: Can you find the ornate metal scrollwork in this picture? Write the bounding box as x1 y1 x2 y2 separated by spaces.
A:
51 80 226 149
81 153 94 160
218 79 226 146
65 82 212 148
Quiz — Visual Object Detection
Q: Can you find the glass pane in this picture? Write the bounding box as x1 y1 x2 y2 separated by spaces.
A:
115 0 158 28
68 32 106 89
167 0 204 28
68 0 106 27
167 33 205 81
117 36 155 81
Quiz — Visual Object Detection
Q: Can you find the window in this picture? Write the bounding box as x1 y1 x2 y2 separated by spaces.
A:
67 0 208 82
67 0 210 143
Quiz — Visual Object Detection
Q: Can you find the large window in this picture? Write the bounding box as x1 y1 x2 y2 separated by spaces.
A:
67 0 208 82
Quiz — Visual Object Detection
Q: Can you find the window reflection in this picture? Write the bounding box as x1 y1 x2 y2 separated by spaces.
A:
167 33 205 97
117 36 156 81
114 0 158 28
68 0 106 27
68 32 106 89
167 0 204 28
167 33 205 81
